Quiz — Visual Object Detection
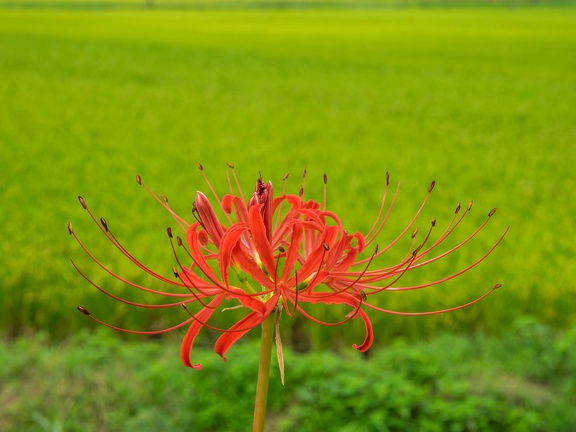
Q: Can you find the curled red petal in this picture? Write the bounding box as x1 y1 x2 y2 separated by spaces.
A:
213 312 261 362
186 226 225 286
230 195 250 224
218 224 249 283
351 308 374 352
296 291 374 352
287 241 325 285
214 296 279 361
222 194 234 214
194 191 224 247
180 294 225 369
229 289 267 315
281 224 303 281
247 204 276 275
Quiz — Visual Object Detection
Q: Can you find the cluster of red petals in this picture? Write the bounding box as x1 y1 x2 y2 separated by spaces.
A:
71 166 506 369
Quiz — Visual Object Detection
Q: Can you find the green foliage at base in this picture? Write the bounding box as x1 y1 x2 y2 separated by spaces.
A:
1 317 575 431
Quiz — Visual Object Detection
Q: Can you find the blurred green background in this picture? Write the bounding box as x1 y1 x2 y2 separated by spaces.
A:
1 0 575 430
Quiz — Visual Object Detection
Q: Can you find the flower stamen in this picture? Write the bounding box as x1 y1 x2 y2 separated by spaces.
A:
72 167 506 368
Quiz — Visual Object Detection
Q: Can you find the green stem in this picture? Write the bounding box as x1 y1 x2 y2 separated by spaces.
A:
252 311 275 432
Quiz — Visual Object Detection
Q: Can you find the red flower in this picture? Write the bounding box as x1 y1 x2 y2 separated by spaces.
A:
71 165 507 369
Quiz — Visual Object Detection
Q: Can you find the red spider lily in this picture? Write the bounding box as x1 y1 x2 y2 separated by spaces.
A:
70 164 507 370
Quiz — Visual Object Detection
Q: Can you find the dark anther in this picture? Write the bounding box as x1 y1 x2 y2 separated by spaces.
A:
299 187 304 198
136 174 142 185
278 246 286 253
226 162 234 168
100 218 109 232
428 181 436 193
177 236 183 247
455 202 461 214
431 219 436 227
78 196 88 210
161 195 168 203
166 227 173 238
386 172 390 186
360 290 367 301
172 266 180 278
197 162 204 171
283 173 289 181
77 306 90 315
323 243 330 251
492 283 502 290
488 208 497 217
323 174 328 185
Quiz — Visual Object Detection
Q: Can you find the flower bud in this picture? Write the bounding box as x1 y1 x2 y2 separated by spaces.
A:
193 191 225 247
249 178 274 241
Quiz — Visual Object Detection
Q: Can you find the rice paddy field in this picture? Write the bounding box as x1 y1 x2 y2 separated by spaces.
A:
0 1 575 430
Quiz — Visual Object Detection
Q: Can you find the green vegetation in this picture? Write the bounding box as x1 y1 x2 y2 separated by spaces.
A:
1 4 574 343
1 3 575 430
2 0 574 8
1 317 575 431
